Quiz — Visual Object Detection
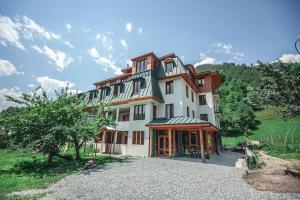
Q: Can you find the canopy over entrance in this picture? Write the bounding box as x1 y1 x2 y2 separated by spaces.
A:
146 116 220 160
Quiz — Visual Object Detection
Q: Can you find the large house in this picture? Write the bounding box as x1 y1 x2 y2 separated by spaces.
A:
81 52 222 160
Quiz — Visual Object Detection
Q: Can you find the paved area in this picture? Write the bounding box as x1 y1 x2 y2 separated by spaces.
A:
40 157 300 200
173 151 244 167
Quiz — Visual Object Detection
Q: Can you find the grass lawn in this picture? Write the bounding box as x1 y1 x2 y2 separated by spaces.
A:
0 148 121 200
223 106 300 160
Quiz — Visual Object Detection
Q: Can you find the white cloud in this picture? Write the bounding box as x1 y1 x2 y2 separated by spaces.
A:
0 15 25 50
126 22 132 32
137 27 143 34
213 42 244 60
64 23 71 32
279 54 300 63
120 39 128 49
0 87 22 111
0 58 24 76
95 33 101 39
64 41 74 49
23 16 60 40
83 26 91 32
27 83 35 88
31 45 74 71
36 76 75 93
87 47 122 75
194 53 216 67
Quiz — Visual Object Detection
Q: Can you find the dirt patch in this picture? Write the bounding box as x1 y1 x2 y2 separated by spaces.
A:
245 151 300 193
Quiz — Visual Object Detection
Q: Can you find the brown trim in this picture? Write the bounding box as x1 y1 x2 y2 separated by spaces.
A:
112 96 164 105
146 123 219 131
158 73 200 93
131 52 158 61
93 73 131 86
159 53 176 60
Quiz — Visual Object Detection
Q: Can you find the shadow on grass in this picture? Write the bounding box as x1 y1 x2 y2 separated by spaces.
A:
0 154 127 178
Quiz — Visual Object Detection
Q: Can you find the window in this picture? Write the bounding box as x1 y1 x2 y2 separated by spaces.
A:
134 104 145 120
192 110 195 118
136 59 147 73
191 91 194 102
198 78 205 87
113 85 120 97
187 106 190 117
199 95 207 105
200 114 208 121
165 81 173 94
100 88 110 100
133 79 141 94
165 61 173 72
186 85 189 98
165 104 174 119
132 131 144 145
153 105 157 120
190 132 197 145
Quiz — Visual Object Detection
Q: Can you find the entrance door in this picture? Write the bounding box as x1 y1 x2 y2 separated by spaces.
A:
158 135 169 156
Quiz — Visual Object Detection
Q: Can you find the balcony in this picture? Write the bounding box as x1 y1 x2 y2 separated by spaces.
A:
118 108 130 122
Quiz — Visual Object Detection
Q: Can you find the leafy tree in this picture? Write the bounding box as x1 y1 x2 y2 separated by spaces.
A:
1 87 116 164
219 80 255 134
247 62 300 117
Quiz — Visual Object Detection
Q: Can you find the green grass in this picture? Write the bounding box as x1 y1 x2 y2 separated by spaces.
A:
0 148 121 200
223 106 300 160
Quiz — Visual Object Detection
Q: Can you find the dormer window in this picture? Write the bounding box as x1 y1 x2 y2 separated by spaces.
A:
198 77 205 87
136 59 147 73
133 79 142 94
100 87 110 100
165 61 173 72
89 90 98 100
113 84 120 97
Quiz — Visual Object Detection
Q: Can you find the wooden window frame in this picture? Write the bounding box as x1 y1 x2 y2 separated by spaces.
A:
133 79 141 95
132 131 144 145
134 104 145 120
165 80 174 94
165 104 174 119
200 114 208 121
198 77 205 87
136 59 147 73
165 61 173 72
199 95 207 105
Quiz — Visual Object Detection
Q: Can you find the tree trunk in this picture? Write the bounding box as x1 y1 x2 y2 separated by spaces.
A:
48 152 53 165
75 144 81 161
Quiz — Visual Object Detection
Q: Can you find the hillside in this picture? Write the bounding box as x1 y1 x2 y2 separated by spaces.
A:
196 63 300 160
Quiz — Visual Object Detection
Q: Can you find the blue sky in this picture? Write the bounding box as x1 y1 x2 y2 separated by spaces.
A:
0 0 299 110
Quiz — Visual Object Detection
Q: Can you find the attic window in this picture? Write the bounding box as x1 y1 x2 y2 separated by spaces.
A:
165 61 173 72
198 77 205 87
100 87 110 100
136 59 147 73
133 79 141 94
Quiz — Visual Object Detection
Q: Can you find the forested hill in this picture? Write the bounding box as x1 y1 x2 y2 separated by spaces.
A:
195 63 262 86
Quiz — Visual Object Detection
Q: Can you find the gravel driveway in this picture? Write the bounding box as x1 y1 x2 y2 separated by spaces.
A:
41 158 300 200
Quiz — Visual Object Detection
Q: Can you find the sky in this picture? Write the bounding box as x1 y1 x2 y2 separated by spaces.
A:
0 0 300 110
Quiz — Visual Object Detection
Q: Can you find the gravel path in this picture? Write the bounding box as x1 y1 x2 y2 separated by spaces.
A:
40 158 300 200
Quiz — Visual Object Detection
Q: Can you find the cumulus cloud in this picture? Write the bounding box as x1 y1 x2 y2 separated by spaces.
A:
120 39 128 49
126 22 132 32
64 23 71 32
0 58 24 76
31 45 74 71
95 33 113 51
23 16 60 40
194 53 216 67
213 42 244 60
0 15 25 50
279 54 300 63
137 27 143 34
88 47 122 75
36 76 75 93
0 87 22 111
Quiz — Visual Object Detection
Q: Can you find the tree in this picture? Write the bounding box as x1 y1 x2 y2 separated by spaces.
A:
1 87 116 163
219 80 255 134
247 62 300 117
53 89 116 160
1 88 68 164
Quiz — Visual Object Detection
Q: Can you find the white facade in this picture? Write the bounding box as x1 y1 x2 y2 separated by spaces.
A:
102 76 221 157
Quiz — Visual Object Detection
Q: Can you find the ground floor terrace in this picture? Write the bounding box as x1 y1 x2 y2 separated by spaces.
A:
147 117 221 160
94 116 222 160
